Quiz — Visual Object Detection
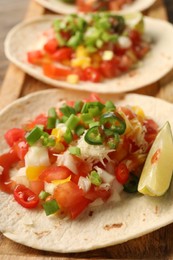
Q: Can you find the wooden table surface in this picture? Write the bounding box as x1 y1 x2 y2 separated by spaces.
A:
1 0 173 259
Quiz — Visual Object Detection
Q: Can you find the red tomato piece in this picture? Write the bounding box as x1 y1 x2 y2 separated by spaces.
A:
4 128 25 147
144 119 158 145
115 162 129 184
29 180 44 196
27 50 44 65
129 30 141 45
13 140 29 160
42 62 72 79
84 67 102 83
44 38 58 54
53 181 90 219
39 165 73 183
72 67 86 81
14 184 39 208
85 186 111 202
26 114 48 130
100 59 119 78
52 47 73 62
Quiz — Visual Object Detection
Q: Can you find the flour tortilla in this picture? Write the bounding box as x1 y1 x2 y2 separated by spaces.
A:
1 89 173 253
35 0 156 14
4 15 173 93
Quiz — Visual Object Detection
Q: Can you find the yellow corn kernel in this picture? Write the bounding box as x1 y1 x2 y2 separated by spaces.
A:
132 106 145 119
52 175 71 185
51 128 63 142
76 45 88 58
71 57 91 69
67 74 79 84
26 166 47 181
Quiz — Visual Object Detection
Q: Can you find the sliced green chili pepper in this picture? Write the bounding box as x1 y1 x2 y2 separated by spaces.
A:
100 112 126 135
84 126 103 145
107 133 120 149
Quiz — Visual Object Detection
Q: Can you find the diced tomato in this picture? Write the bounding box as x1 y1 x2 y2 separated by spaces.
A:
115 162 129 184
25 114 48 130
44 38 58 54
118 55 133 72
85 185 111 202
52 47 73 62
100 58 119 78
133 43 150 59
27 50 44 65
120 106 135 120
129 30 141 45
4 128 25 147
13 140 29 160
39 165 72 183
42 62 72 79
53 181 90 219
29 180 44 195
114 45 126 56
0 149 20 193
13 184 39 208
70 155 91 183
109 138 129 162
48 149 58 164
72 67 86 81
84 67 102 83
144 119 158 146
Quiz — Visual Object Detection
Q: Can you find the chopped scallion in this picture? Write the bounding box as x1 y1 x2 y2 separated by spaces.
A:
26 126 43 146
43 199 59 216
68 146 81 156
89 171 102 186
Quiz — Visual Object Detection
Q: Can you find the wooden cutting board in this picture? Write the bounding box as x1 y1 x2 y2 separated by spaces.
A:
1 0 173 259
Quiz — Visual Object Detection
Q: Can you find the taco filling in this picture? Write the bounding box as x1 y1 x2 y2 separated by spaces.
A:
27 13 150 84
0 93 161 220
60 0 134 12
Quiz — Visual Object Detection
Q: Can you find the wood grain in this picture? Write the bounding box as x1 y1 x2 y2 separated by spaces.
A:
0 0 45 110
1 0 173 259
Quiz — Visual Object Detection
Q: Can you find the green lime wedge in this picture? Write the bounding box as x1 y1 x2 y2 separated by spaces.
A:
124 12 144 34
138 122 173 196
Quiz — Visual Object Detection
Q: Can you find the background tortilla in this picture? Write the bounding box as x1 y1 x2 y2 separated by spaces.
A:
4 15 173 93
1 89 173 253
35 0 157 15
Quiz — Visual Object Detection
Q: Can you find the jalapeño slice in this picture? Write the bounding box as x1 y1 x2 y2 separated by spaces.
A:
84 126 103 145
100 112 126 135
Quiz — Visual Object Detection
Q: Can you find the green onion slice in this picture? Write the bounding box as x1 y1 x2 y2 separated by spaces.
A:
89 171 102 186
42 199 59 216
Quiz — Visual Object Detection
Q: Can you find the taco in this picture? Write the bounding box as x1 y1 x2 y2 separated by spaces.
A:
4 14 173 93
1 89 173 253
35 0 156 14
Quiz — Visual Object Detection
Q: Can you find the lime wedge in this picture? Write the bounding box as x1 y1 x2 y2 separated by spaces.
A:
138 122 173 196
124 12 144 34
